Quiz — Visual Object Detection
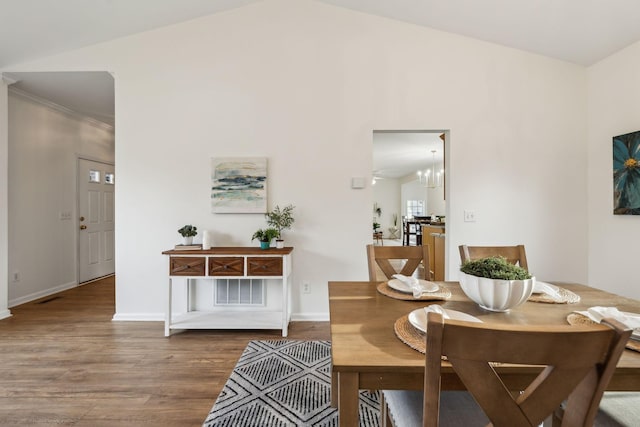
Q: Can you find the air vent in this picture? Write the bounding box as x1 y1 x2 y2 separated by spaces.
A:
215 279 264 306
37 296 62 304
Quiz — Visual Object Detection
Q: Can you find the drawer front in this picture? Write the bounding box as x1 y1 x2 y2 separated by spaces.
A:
209 257 244 276
170 257 205 276
247 257 283 276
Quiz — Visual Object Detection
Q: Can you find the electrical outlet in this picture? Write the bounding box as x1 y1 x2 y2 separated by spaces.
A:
12 271 20 282
464 210 476 222
302 281 311 294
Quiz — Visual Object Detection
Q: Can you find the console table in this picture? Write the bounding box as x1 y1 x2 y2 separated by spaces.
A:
162 247 293 337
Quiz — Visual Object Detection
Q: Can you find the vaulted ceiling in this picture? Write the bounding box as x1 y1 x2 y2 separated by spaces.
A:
3 0 640 172
3 0 640 69
4 0 640 125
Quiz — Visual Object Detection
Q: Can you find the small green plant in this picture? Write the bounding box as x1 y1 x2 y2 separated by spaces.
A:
373 222 381 232
251 228 279 243
460 256 531 280
373 202 382 218
265 204 295 239
178 225 197 237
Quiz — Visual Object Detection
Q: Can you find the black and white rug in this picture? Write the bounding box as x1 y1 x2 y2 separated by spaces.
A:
203 340 381 427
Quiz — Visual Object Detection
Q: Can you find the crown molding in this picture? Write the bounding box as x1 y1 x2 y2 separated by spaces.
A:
8 86 114 132
0 73 18 85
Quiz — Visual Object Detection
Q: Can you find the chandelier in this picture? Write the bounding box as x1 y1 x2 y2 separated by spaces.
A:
417 149 443 188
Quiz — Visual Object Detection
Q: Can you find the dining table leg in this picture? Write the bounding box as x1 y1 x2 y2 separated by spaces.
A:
331 369 338 407
338 371 359 426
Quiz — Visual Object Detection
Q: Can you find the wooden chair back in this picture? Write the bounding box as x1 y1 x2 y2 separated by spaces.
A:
459 244 528 271
366 244 430 281
423 312 631 427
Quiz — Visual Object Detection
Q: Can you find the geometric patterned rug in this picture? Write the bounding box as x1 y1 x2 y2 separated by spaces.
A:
203 340 381 427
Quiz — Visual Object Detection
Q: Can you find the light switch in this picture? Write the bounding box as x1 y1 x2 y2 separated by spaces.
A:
464 210 476 222
351 177 366 189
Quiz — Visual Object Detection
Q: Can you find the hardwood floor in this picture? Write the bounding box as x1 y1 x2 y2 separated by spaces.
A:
0 276 330 426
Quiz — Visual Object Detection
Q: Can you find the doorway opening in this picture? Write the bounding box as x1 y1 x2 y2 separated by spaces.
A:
372 130 448 279
5 71 115 307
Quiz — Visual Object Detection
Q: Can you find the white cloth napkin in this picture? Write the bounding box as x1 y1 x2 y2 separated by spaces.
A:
392 274 438 298
533 280 562 301
575 306 640 339
424 304 449 319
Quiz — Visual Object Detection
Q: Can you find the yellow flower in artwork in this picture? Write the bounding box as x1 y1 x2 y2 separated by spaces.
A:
624 158 638 169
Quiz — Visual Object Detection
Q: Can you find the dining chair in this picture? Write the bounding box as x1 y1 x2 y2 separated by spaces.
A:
367 244 431 281
382 311 631 427
332 244 432 408
458 244 528 271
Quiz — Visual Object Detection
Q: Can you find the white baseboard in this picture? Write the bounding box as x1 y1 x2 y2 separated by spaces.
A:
0 309 12 320
8 281 77 307
112 313 164 322
112 312 329 322
291 312 330 322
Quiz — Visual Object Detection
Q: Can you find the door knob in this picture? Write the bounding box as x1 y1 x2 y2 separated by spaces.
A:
79 216 85 221
80 225 87 230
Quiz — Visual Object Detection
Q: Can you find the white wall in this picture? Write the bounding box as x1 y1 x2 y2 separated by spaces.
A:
587 40 640 300
3 0 589 319
7 90 114 306
372 177 400 237
426 160 446 217
0 78 9 319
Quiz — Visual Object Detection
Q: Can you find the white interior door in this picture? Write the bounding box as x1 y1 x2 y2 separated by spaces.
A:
78 158 115 283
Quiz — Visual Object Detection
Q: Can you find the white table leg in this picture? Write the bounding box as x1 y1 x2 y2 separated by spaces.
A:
282 255 289 337
165 277 172 337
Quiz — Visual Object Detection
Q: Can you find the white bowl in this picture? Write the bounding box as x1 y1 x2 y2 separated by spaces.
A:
458 271 535 312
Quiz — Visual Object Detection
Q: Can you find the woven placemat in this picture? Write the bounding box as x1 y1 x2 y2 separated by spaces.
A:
567 313 640 353
528 287 580 304
393 315 492 365
394 314 426 353
378 282 452 301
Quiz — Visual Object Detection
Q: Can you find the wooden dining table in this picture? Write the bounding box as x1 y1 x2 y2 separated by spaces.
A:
328 281 640 425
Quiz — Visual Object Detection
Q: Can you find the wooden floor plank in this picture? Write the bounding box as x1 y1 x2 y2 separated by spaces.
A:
0 276 330 425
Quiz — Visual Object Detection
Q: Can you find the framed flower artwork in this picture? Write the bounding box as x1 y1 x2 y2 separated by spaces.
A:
613 130 640 214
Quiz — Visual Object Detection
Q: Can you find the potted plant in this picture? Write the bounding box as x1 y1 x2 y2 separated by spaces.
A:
178 224 198 245
373 202 382 218
373 222 381 233
459 256 534 312
251 227 279 250
265 204 295 248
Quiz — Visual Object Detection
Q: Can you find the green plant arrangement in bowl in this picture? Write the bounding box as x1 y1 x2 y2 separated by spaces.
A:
252 228 279 250
459 256 535 312
178 224 198 245
265 204 295 248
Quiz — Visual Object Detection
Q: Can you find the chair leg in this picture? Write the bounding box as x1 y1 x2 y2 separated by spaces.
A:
380 392 396 427
551 407 563 427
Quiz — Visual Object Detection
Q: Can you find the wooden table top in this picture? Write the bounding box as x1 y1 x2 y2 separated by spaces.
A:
329 281 640 386
162 246 294 255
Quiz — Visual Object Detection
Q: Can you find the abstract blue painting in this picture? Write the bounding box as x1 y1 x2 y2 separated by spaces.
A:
211 157 267 213
613 131 640 215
